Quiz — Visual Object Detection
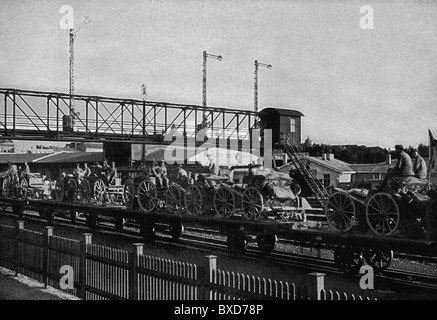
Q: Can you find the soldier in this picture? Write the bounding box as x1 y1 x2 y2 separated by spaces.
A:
176 164 189 186
107 161 117 184
152 160 169 188
393 145 414 177
73 163 84 180
83 163 91 178
411 148 427 180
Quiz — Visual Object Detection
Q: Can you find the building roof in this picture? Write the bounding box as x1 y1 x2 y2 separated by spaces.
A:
0 151 103 164
259 107 304 118
350 162 396 173
306 156 355 174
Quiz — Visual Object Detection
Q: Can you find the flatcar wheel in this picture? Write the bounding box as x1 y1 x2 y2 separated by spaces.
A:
54 181 64 202
123 179 135 210
325 191 356 232
166 185 182 213
12 204 23 218
140 219 155 242
41 208 54 224
334 248 364 274
79 180 91 205
363 249 393 273
70 211 78 224
184 185 203 216
114 217 125 232
93 179 106 205
86 214 98 232
227 232 248 255
365 193 400 236
213 185 236 218
169 218 184 240
137 180 158 213
20 179 28 199
256 234 277 255
242 187 264 220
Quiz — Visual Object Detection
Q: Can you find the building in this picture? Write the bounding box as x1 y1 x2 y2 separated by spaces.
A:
278 153 355 190
0 150 103 180
350 155 394 190
0 140 15 153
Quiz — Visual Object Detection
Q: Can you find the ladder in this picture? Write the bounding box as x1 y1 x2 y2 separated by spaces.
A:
280 134 330 208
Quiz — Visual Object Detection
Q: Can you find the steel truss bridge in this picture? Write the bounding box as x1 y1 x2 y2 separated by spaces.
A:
0 88 259 145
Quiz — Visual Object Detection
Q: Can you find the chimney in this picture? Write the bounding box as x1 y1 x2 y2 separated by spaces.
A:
322 153 327 161
327 153 334 161
386 154 391 165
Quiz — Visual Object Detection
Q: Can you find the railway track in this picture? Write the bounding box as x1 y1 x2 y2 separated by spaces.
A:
1 207 437 296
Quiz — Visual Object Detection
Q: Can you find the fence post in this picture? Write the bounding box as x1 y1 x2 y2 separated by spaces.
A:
198 255 217 300
129 243 143 300
43 226 53 288
79 233 92 300
308 272 325 300
15 220 24 276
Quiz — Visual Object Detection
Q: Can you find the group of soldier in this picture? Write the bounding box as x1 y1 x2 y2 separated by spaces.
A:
392 145 427 180
72 160 117 185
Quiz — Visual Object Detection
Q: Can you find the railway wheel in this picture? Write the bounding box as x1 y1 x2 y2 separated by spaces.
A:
227 232 248 255
334 247 364 274
123 179 135 210
137 180 158 213
41 207 54 224
213 185 236 218
79 180 91 205
365 193 400 236
256 234 277 255
70 211 78 224
114 217 125 232
20 179 28 199
242 187 264 220
169 217 184 240
54 181 64 202
93 179 106 205
363 249 393 273
166 184 182 213
86 214 98 232
184 185 203 216
325 191 356 232
139 219 155 242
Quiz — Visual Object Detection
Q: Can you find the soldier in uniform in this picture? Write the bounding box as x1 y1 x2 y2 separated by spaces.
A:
411 148 427 180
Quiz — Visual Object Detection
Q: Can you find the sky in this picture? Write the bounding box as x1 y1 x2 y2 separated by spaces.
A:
0 0 436 149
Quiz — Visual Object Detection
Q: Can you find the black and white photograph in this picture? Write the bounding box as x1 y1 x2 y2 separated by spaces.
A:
0 0 437 307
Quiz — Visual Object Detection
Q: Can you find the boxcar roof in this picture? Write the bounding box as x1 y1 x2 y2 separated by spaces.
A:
260 107 304 118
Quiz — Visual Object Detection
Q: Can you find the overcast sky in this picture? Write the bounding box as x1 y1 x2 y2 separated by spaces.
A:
0 0 436 148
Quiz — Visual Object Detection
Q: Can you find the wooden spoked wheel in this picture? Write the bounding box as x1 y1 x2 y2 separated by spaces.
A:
334 247 365 274
65 178 78 202
242 187 264 220
365 193 400 236
79 180 91 205
123 179 135 210
1 178 9 198
213 185 236 218
137 180 158 213
363 249 393 273
325 191 356 232
20 179 28 199
165 184 182 213
93 179 106 205
184 185 203 216
54 180 64 202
